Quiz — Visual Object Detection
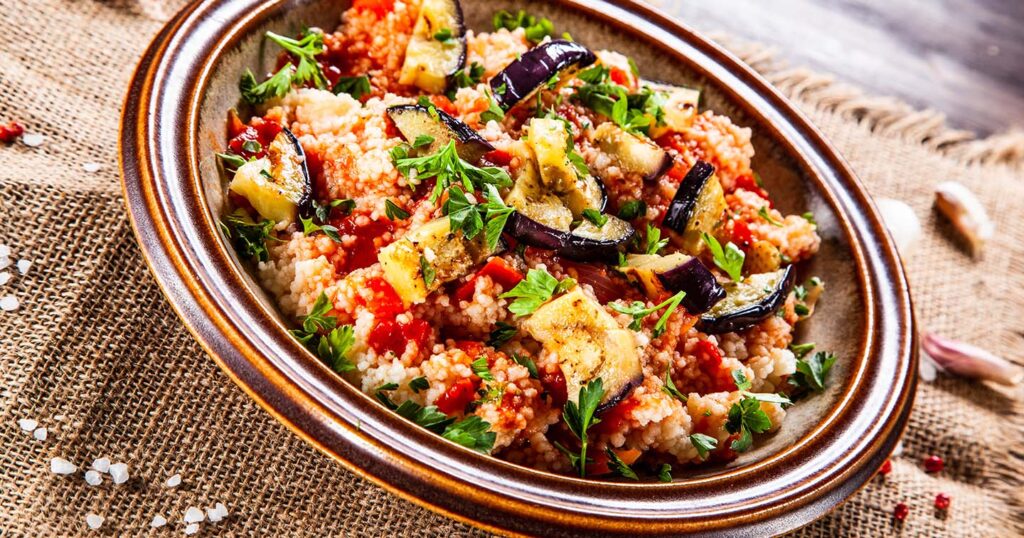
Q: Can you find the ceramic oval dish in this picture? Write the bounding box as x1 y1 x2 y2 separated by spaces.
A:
120 0 917 535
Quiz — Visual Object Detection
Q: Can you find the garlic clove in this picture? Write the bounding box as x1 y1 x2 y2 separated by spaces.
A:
934 181 994 258
921 332 1023 386
875 198 921 255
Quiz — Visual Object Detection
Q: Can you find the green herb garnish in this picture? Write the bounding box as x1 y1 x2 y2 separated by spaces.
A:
789 342 815 359
605 447 638 480
642 223 669 254
239 65 295 105
480 90 505 123
384 199 410 220
393 140 511 202
411 134 435 148
725 396 773 452
221 212 277 262
610 291 685 337
512 353 539 379
581 208 608 228
658 463 673 482
332 75 372 99
499 268 575 317
409 376 430 393
702 232 744 282
758 206 784 227
662 369 687 403
471 356 494 382
441 415 496 453
689 433 718 459
433 27 456 44
452 62 486 89
301 215 342 242
790 351 837 393
617 200 646 220
562 378 605 477
289 293 355 373
265 30 327 88
487 322 517 348
492 9 555 43
419 255 435 287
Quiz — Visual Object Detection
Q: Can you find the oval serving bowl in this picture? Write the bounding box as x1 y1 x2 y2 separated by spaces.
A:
120 0 917 535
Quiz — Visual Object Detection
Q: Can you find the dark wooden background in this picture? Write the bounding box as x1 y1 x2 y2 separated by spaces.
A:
657 0 1024 136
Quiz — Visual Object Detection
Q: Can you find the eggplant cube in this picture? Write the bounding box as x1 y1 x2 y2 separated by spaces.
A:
228 129 311 224
399 0 466 93
593 122 673 182
387 105 494 163
522 288 642 410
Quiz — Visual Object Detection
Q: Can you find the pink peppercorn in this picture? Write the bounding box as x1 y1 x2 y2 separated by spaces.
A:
893 502 909 521
879 459 892 475
924 455 944 473
0 122 25 143
935 493 951 510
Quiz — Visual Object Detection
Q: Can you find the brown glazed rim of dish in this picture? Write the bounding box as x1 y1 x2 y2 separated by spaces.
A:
120 0 917 535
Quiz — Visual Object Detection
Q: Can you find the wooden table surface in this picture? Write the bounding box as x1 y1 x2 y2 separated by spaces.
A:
657 0 1023 136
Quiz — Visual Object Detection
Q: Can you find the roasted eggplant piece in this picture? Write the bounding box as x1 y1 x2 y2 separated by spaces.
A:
228 127 312 224
620 253 725 314
525 118 606 217
522 287 642 411
378 217 497 306
593 122 673 182
490 40 597 110
508 212 633 263
646 82 701 138
662 160 727 253
504 150 575 230
698 266 795 334
387 104 494 162
399 0 467 93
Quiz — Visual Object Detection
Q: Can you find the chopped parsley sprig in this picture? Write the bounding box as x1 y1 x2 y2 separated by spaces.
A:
702 232 744 282
375 382 497 453
290 292 355 373
240 30 327 104
499 268 576 317
392 139 511 202
221 211 277 262
561 378 605 477
605 448 638 480
641 223 669 254
689 433 718 459
492 9 555 43
790 351 837 393
610 291 686 337
724 369 793 452
573 66 667 135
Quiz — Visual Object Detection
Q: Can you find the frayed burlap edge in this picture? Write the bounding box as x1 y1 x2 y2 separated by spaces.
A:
714 34 1024 171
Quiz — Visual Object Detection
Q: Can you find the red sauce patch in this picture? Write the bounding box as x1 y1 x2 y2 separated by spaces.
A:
351 0 396 18
733 174 769 199
483 149 513 167
694 339 736 393
436 378 478 415
730 218 753 249
228 115 282 160
540 369 568 408
332 216 394 273
362 277 404 317
592 397 639 436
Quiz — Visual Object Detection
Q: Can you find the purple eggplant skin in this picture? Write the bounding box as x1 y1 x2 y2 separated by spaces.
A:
490 40 597 110
595 375 643 414
386 104 494 162
280 127 315 220
507 212 633 263
656 257 726 314
697 265 796 334
662 160 715 232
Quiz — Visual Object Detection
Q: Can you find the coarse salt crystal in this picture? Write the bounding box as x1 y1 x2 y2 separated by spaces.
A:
33 427 47 441
21 133 45 147
50 457 77 475
83 162 102 173
84 470 102 486
16 260 30 274
91 457 111 473
184 523 200 535
0 272 10 286
18 418 38 431
0 295 18 311
85 513 104 530
183 506 205 523
108 462 129 484
0 258 10 270
151 514 167 528
0 245 9 258
207 502 228 522
165 473 182 488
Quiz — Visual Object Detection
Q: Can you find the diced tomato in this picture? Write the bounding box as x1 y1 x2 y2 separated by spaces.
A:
592 397 639 436
429 95 458 115
227 115 282 159
351 0 395 18
454 258 523 302
436 378 478 414
332 217 394 273
227 110 248 139
694 340 736 392
251 116 283 144
362 277 405 317
710 433 740 463
483 149 513 167
731 218 753 249
609 67 630 86
453 340 486 357
666 162 687 182
540 369 568 407
733 174 769 199
367 318 431 357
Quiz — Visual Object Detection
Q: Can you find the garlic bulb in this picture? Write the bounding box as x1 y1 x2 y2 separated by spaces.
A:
875 198 921 255
934 181 994 257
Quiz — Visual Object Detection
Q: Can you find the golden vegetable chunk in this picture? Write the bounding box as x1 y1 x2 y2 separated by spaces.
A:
399 0 465 93
228 131 309 224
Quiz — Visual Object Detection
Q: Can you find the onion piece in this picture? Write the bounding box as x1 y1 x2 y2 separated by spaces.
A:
920 332 1023 386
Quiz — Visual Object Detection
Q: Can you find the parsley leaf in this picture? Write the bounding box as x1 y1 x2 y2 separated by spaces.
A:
444 185 484 239
609 291 686 337
758 206 784 227
332 75 371 99
658 463 673 482
642 223 669 254
411 134 435 148
790 351 837 392
419 255 435 287
217 152 248 171
265 30 327 89
300 215 342 242
294 293 337 336
221 211 277 262
789 342 815 360
617 200 646 220
289 293 355 373
582 208 608 228
433 28 456 44
732 369 752 391
480 90 505 123
239 65 295 105
317 325 356 373
452 62 485 89
441 415 496 453
471 356 494 381
374 382 400 408
689 433 718 459
492 9 555 43
605 448 638 480
409 376 430 393
562 378 605 477
499 268 573 317
702 232 744 282
662 369 687 403
384 199 410 220
512 353 539 379
487 321 517 348
395 401 454 432
802 211 816 225
394 140 511 202
725 397 773 452
479 184 515 251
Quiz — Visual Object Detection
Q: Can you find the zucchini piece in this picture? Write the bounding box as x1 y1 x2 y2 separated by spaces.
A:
378 217 494 306
228 128 311 224
399 0 467 93
522 288 642 410
593 122 673 182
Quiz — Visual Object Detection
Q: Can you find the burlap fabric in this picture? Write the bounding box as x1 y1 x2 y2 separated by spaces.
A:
1 1 1022 536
